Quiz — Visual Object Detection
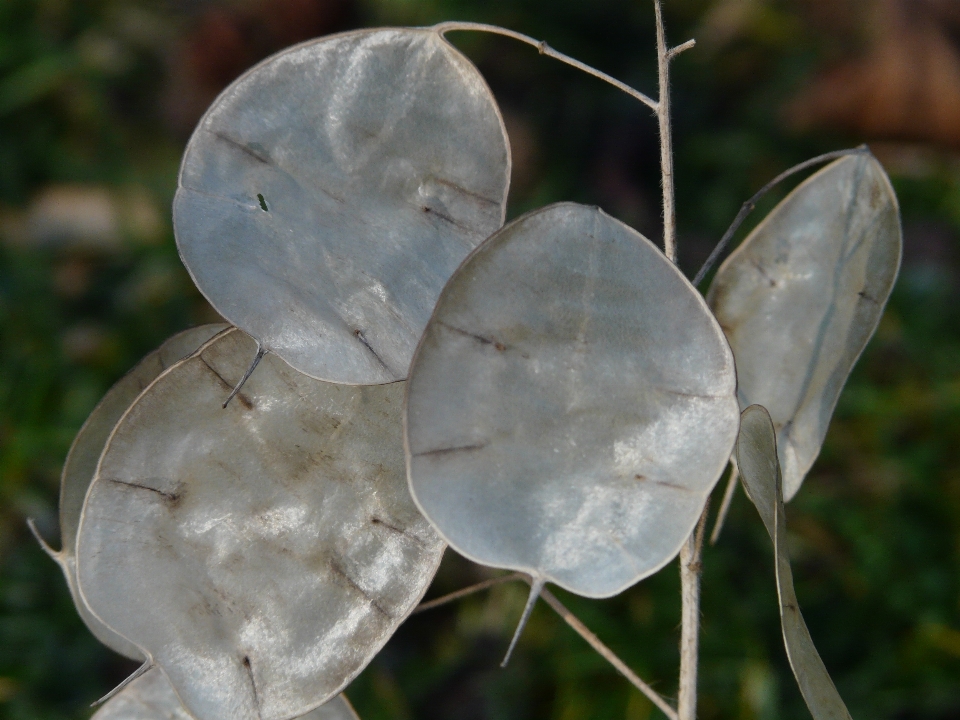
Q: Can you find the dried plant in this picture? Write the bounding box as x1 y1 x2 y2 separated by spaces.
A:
28 2 902 719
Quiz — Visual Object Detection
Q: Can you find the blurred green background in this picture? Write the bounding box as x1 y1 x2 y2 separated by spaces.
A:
1 0 958 718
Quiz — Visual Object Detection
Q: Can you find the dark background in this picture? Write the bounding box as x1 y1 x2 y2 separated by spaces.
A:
1 0 959 718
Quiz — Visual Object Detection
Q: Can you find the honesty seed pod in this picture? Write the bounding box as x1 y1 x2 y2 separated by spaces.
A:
709 153 902 500
405 203 740 608
77 329 444 720
92 667 360 720
174 27 511 385
29 324 227 660
737 404 853 720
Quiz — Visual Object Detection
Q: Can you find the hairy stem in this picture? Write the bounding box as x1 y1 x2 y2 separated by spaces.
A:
541 588 679 720
412 572 677 718
654 0 676 262
678 503 709 720
434 22 658 111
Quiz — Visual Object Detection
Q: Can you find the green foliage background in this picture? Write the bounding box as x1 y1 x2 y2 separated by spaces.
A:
1 1 958 719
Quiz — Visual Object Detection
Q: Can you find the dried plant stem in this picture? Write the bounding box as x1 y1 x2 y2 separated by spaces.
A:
541 588 679 720
650 3 707 715
436 16 694 262
434 22 659 111
412 572 677 719
222 342 266 409
709 463 740 545
501 576 545 667
26 517 61 561
654 0 677 262
412 572 526 614
678 503 709 720
92 660 152 707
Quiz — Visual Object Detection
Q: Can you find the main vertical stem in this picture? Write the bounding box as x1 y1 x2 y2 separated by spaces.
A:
654 0 676 263
678 504 708 720
653 3 702 715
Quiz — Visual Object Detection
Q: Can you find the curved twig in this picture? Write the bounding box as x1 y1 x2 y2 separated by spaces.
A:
692 146 869 287
432 22 659 112
91 660 152 707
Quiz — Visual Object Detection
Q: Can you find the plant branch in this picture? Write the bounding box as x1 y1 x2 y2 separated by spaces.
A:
27 517 62 561
541 588 679 720
412 572 527 614
692 146 869 287
678 501 709 720
654 0 678 262
709 463 740 545
433 22 659 112
412 571 677 719
667 39 696 60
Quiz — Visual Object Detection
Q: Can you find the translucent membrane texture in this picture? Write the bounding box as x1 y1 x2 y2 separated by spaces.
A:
77 329 444 720
92 667 360 720
708 153 901 500
405 203 740 598
56 324 227 659
737 404 852 720
175 28 510 384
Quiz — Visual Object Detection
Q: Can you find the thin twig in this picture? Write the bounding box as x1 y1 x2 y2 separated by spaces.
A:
678 502 710 720
222 342 266 409
654 0 677 262
27 517 61 561
91 660 152 706
412 572 527 614
709 463 740 545
433 22 659 112
501 577 545 667
412 572 676 718
541 588 679 720
667 39 696 60
692 146 869 287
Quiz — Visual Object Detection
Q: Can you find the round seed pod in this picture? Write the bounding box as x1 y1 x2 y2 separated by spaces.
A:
175 28 510 384
46 324 227 660
77 329 444 720
405 202 739 598
92 667 360 720
708 153 901 500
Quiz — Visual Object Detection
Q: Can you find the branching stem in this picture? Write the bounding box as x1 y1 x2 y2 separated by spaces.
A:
678 502 710 720
433 22 659 112
412 572 677 719
654 0 680 262
435 16 693 262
